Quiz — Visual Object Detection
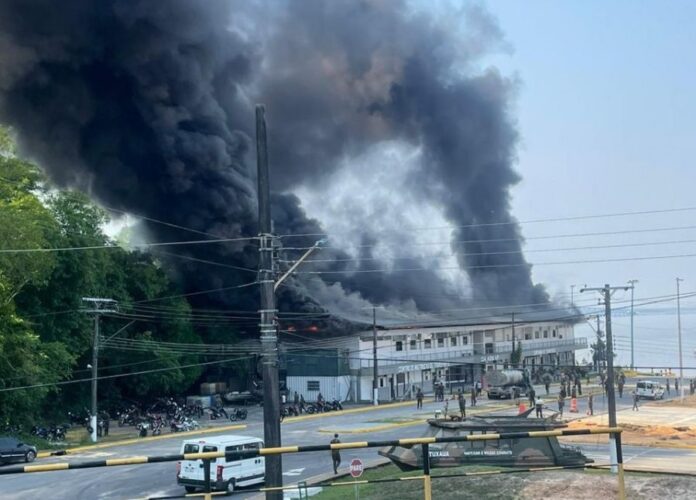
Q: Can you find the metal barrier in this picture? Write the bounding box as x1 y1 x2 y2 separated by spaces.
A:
0 427 626 500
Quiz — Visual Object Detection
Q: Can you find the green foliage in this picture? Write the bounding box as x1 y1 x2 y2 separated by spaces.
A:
0 126 219 422
510 342 523 368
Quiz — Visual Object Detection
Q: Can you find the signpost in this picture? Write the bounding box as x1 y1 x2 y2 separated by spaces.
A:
350 458 363 500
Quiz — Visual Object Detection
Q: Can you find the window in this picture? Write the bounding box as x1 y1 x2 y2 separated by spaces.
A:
225 445 243 462
203 445 218 453
552 329 557 338
307 380 320 391
410 339 417 350
534 331 539 339
543 330 548 338
525 333 531 340
424 339 432 349
437 338 444 348
395 341 403 352
451 337 457 347
244 442 260 451
184 444 199 453
462 336 468 345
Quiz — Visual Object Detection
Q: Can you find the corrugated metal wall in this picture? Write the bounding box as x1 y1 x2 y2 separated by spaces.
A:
286 376 351 402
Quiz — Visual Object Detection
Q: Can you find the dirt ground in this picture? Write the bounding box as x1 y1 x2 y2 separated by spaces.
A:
561 395 696 449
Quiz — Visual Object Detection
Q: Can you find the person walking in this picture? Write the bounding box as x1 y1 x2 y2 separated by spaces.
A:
535 396 544 418
528 387 536 408
470 386 477 407
666 378 671 395
557 394 565 418
576 376 583 396
618 379 624 398
544 380 550 396
458 390 466 419
330 434 341 474
299 394 306 414
588 394 594 416
632 391 640 411
416 388 423 409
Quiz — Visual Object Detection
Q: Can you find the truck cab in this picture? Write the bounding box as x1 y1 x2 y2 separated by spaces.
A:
177 435 265 494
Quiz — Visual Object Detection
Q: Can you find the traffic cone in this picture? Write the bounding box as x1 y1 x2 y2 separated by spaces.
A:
518 402 527 414
570 397 578 413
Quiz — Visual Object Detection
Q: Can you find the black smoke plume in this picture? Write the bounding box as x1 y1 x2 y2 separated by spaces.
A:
0 0 548 330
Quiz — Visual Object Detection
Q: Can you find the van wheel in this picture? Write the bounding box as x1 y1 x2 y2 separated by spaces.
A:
184 486 196 493
226 480 235 493
25 451 36 463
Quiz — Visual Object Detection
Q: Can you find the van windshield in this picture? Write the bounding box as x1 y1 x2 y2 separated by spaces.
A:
637 382 646 389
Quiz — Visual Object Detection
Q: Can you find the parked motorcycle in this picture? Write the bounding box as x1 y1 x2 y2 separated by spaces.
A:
170 417 200 433
228 408 248 422
325 399 343 412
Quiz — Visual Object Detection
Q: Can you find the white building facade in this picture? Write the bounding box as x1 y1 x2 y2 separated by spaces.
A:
283 319 586 403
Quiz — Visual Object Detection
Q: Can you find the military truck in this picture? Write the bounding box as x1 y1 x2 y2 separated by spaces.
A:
486 369 531 399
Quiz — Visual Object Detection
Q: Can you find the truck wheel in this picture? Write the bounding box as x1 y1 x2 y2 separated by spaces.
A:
185 486 196 493
226 480 235 493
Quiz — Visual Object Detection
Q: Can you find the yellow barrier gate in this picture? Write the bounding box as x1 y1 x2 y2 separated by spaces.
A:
0 427 626 500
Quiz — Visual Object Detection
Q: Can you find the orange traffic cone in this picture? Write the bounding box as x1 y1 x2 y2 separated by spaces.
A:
570 397 578 413
518 402 527 414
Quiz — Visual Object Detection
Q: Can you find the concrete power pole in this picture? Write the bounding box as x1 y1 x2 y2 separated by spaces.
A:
373 307 379 406
677 277 684 401
81 297 117 443
256 105 282 499
581 284 629 474
627 280 638 370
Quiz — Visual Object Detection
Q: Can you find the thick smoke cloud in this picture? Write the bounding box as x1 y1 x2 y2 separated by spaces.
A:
0 0 548 330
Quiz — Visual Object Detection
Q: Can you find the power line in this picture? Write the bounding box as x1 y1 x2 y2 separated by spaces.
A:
100 205 227 240
0 356 248 393
0 236 259 254
278 206 696 238
281 224 696 251
293 252 696 274
286 238 696 264
152 250 257 273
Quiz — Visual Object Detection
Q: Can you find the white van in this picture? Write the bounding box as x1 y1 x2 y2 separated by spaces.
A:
177 435 265 494
635 380 665 400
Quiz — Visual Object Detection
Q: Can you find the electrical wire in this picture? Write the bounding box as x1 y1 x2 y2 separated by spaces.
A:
277 206 696 238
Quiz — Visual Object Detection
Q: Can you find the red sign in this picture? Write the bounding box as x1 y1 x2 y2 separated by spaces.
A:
349 458 363 478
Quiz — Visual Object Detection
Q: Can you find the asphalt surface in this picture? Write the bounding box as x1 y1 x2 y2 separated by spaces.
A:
0 380 691 499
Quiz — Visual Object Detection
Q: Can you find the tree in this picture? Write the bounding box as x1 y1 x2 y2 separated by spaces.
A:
510 342 523 368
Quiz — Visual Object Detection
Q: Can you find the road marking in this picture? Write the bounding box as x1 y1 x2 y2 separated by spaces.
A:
283 468 306 476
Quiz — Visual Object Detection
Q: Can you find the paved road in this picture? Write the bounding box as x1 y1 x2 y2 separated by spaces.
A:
0 381 691 499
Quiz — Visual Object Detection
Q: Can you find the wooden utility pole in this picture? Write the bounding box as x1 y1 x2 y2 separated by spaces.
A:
256 105 282 499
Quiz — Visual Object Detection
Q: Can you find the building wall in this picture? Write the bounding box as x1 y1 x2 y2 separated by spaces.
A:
286 375 351 402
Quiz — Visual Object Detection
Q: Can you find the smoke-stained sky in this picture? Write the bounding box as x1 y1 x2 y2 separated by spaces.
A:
0 0 549 326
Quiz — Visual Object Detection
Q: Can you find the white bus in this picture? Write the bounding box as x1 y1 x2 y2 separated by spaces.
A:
177 435 265 493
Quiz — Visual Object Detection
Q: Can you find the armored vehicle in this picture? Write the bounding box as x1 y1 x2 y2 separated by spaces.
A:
379 412 591 471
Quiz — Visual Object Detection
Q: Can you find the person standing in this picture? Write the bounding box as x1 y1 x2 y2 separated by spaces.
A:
666 378 671 395
571 385 577 400
416 388 424 409
588 394 594 416
576 376 582 396
299 394 306 414
330 434 341 474
557 394 565 418
618 379 624 398
528 387 536 408
632 391 640 411
470 386 477 407
675 378 679 393
544 379 550 396
535 396 544 418
458 390 466 419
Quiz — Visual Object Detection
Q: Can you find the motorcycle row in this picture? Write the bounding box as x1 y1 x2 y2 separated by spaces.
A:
280 398 343 421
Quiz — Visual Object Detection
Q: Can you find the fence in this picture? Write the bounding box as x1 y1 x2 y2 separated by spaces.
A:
0 427 626 500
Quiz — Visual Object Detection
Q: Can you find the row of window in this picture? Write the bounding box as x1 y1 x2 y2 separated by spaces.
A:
395 336 469 352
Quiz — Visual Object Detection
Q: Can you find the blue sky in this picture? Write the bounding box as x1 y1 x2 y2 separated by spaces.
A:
480 1 696 372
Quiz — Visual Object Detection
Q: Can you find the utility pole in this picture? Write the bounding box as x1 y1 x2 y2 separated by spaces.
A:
511 312 516 368
256 105 282 500
570 285 576 306
677 277 684 401
627 280 638 370
581 284 629 474
81 297 117 443
372 307 379 406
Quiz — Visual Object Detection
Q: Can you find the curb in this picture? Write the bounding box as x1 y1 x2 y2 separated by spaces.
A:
318 419 428 434
36 423 247 458
280 398 435 425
